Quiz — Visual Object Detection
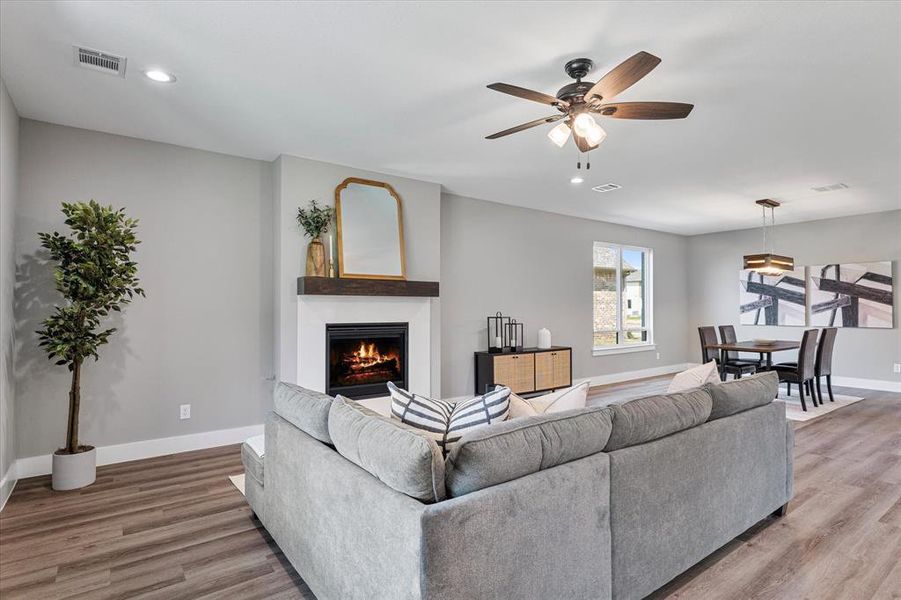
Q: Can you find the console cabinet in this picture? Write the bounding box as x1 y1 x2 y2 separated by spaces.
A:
474 347 572 396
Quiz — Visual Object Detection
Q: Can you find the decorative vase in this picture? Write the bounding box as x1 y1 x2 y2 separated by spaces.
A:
306 237 327 277
52 446 96 490
537 327 552 349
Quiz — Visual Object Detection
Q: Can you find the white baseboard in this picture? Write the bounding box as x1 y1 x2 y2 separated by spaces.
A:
830 376 901 393
0 463 17 512
14 423 264 480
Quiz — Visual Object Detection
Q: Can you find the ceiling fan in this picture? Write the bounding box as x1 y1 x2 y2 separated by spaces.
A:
485 52 693 157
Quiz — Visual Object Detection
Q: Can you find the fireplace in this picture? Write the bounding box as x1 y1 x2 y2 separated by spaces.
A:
326 322 408 399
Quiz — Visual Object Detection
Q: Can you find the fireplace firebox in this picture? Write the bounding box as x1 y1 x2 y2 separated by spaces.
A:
326 322 408 399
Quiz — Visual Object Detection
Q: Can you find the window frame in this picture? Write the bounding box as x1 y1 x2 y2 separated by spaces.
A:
592 242 655 356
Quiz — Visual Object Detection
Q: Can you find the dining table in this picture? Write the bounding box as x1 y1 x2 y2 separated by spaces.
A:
704 340 800 370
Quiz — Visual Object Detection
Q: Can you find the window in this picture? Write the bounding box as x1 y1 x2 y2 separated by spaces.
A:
593 242 653 353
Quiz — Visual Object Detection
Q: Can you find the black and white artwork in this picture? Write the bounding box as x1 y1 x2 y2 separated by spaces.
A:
739 268 807 326
809 262 894 328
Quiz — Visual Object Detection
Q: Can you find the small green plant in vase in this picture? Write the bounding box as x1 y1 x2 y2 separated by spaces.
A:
297 200 334 277
37 201 144 490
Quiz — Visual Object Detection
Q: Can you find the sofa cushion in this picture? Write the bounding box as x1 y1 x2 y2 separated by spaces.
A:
508 382 590 418
445 406 613 497
705 371 778 420
388 382 510 456
328 395 446 502
604 388 713 451
667 361 720 393
273 382 333 444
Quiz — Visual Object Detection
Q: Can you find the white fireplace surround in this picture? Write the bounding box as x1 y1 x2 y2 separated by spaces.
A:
297 296 434 396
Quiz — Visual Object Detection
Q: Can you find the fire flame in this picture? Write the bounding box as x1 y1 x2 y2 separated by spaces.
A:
350 341 398 371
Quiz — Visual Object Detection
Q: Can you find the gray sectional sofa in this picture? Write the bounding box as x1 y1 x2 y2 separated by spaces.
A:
242 371 793 600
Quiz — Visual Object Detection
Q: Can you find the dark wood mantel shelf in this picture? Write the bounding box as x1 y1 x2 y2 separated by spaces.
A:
297 277 439 297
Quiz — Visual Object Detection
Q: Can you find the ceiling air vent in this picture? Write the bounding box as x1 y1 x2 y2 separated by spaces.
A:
811 182 849 193
73 46 127 78
591 182 621 193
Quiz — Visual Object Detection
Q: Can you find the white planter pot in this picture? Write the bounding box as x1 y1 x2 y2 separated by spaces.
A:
52 446 96 491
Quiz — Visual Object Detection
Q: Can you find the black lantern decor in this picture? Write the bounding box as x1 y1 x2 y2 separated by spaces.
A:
506 319 524 352
487 312 510 353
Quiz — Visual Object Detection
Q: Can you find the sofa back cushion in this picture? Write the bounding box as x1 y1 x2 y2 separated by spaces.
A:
445 406 613 497
328 396 446 503
274 382 334 444
604 388 713 451
704 371 778 420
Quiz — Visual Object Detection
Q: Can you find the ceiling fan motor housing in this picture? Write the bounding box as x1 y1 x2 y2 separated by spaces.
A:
556 81 596 104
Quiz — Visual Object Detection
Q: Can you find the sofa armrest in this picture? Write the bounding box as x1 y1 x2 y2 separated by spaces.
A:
420 452 612 600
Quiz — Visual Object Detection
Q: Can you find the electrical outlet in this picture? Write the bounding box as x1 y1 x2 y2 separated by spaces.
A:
180 404 191 420
894 363 901 374
656 352 661 360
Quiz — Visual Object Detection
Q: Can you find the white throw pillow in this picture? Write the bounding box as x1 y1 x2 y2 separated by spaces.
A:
387 382 510 455
667 361 720 393
508 382 590 418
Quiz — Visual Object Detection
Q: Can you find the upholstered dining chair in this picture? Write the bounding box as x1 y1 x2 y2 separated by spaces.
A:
774 329 819 411
814 327 838 402
698 326 723 380
718 325 762 374
779 327 838 403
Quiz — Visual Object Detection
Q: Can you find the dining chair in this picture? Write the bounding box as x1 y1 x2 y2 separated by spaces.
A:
776 327 838 403
774 329 819 411
718 325 763 372
698 326 724 380
815 327 838 402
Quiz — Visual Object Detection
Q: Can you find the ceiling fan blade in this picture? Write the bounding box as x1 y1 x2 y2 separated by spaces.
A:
485 114 565 140
584 51 661 103
487 83 568 108
592 102 694 120
572 130 598 153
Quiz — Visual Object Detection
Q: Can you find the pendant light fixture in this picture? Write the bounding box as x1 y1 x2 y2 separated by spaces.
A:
743 199 794 275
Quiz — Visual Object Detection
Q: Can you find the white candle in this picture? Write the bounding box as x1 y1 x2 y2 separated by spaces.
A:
494 335 502 348
328 234 333 264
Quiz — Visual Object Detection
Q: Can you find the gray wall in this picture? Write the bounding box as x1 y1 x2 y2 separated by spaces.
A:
14 120 274 459
1 78 18 493
440 193 690 398
687 210 901 383
274 155 442 394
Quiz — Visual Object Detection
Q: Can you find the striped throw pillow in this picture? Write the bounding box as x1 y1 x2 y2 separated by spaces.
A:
387 382 511 455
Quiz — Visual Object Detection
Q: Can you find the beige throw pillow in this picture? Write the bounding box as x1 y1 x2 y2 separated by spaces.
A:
667 361 720 393
508 381 590 418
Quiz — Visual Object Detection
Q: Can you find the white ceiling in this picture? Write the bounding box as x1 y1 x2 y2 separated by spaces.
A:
1 1 899 235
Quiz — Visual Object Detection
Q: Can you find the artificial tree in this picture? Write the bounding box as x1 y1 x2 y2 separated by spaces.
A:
37 201 144 455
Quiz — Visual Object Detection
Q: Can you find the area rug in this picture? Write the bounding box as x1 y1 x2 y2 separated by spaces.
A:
776 388 863 422
229 473 245 495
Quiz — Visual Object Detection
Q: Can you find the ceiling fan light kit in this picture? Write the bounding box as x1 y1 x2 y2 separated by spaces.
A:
547 121 571 147
486 50 694 173
743 199 795 276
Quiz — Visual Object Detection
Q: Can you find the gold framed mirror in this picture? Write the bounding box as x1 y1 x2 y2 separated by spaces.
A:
335 177 407 280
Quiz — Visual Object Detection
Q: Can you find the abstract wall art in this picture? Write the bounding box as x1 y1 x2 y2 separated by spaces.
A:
809 262 894 328
739 267 807 326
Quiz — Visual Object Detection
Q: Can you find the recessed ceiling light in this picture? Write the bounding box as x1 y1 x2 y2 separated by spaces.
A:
570 176 584 184
144 69 176 83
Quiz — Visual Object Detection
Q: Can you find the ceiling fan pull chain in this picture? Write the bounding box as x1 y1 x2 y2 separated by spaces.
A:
587 150 591 170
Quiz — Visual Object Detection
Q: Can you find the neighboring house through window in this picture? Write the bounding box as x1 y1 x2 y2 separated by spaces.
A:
593 242 653 353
